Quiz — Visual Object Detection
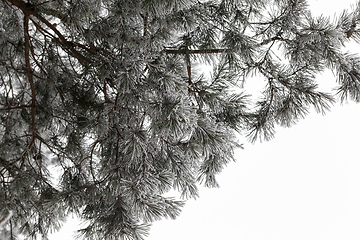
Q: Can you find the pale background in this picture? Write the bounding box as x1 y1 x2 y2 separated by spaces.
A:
50 0 360 239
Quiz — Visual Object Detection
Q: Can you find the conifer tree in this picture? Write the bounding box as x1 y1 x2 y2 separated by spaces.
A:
1 0 360 239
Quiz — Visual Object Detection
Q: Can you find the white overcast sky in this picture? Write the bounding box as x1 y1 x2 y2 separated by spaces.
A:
50 0 360 239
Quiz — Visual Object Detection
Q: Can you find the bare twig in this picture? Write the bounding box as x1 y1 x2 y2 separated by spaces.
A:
164 48 226 54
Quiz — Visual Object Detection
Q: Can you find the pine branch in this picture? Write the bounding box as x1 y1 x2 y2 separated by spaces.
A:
165 45 227 110
33 14 92 64
2 1 360 239
23 13 36 139
28 41 66 105
184 45 202 110
164 48 226 54
7 0 92 64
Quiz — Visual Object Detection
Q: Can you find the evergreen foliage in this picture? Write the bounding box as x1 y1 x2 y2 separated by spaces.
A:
1 0 360 239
